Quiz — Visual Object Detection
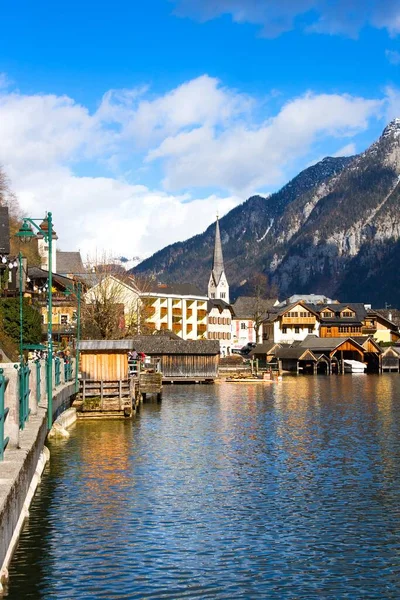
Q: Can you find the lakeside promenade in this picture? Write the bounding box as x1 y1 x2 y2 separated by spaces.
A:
0 358 76 593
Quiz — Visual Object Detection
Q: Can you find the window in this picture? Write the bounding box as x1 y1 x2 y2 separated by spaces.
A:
295 327 300 334
60 314 68 325
291 312 298 317
211 293 215 298
282 327 287 334
308 327 313 333
241 323 246 330
322 311 333 318
218 317 221 325
342 311 354 318
221 292 226 299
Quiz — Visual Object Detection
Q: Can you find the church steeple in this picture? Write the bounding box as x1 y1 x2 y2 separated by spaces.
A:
208 215 230 303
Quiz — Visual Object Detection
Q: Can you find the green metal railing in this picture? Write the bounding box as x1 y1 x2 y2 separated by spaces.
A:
55 357 61 387
18 363 31 430
35 360 41 402
64 360 73 382
0 369 9 461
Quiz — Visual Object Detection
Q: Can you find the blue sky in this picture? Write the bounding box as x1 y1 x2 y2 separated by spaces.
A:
0 0 399 260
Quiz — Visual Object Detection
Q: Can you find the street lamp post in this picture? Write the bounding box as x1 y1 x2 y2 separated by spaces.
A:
18 252 23 361
16 212 54 430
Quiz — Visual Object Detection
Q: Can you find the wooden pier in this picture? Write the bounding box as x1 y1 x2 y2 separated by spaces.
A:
74 340 163 418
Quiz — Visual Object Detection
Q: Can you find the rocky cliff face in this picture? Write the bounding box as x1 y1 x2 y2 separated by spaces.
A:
133 120 400 306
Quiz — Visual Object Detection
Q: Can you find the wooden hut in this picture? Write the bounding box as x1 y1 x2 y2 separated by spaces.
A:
130 335 220 382
381 346 400 372
248 342 281 368
79 340 134 380
275 347 318 374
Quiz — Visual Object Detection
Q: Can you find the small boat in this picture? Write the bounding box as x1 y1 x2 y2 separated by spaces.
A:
225 375 281 383
344 360 367 373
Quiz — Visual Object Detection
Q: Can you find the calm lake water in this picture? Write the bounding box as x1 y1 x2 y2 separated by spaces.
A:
6 375 400 599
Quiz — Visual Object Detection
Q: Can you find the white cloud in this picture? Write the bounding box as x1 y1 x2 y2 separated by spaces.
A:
172 0 400 38
148 91 382 194
0 75 388 261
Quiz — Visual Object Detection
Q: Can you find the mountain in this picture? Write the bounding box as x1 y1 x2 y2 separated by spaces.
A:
133 119 400 306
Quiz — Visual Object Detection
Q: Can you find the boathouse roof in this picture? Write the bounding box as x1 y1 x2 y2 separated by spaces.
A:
79 337 220 355
130 336 220 355
79 340 135 351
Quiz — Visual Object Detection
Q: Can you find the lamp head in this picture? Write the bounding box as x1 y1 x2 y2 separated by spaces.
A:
15 221 35 243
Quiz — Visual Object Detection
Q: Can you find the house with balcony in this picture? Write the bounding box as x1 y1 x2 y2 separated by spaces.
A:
262 301 320 344
27 266 80 347
362 309 400 343
316 303 368 338
140 283 209 340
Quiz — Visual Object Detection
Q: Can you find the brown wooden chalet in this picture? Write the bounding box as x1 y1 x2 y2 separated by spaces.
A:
315 303 368 338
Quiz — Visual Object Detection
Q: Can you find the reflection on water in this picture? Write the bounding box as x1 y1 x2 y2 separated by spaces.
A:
6 375 400 599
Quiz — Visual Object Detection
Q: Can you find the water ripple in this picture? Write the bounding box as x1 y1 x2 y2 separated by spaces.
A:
6 375 400 599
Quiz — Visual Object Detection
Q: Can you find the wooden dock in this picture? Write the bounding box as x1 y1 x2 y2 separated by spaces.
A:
74 378 141 418
139 372 163 401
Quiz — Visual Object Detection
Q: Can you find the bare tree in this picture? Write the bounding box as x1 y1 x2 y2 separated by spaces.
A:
82 256 155 339
248 274 278 343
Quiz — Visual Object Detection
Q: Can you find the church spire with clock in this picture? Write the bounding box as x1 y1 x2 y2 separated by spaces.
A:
208 215 230 303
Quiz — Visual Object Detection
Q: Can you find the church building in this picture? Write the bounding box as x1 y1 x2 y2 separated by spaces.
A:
207 217 233 356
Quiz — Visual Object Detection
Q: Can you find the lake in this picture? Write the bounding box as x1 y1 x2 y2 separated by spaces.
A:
6 374 400 599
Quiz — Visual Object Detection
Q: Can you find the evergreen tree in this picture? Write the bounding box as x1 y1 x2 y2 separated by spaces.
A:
0 298 42 347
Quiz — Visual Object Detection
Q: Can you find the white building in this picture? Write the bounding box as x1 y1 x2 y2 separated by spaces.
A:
207 217 233 354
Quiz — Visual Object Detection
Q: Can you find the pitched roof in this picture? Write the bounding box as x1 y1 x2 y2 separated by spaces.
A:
207 299 234 313
56 251 85 274
80 337 220 355
275 347 317 360
231 296 278 319
248 341 280 356
298 334 367 352
79 340 135 351
211 217 224 286
372 309 400 328
310 302 367 324
28 267 75 289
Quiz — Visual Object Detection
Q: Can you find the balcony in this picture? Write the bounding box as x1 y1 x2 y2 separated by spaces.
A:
42 323 75 335
172 323 182 333
281 316 316 325
198 324 207 332
186 309 193 319
172 308 182 317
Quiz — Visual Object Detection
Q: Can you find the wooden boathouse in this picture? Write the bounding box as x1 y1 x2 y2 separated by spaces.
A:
275 335 382 374
77 339 162 417
129 335 220 382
